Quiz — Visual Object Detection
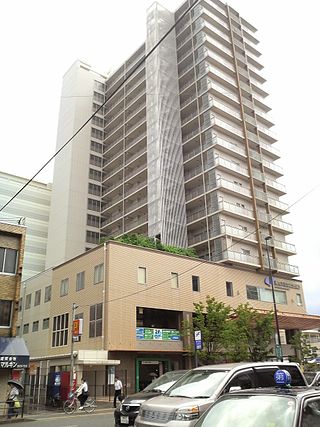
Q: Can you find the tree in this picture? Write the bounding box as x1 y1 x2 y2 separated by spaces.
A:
289 331 318 368
224 304 274 362
182 296 231 364
101 233 198 258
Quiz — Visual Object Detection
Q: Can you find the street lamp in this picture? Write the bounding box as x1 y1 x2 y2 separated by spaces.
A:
265 236 283 362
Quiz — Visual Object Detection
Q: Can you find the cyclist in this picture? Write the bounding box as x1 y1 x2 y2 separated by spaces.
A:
76 378 88 410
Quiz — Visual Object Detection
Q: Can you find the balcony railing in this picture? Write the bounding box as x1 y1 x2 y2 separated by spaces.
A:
214 250 260 266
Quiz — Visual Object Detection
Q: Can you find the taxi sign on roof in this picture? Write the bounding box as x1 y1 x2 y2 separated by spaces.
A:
274 369 291 386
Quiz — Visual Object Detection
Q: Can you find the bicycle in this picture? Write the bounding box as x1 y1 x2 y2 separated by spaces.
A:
63 392 97 414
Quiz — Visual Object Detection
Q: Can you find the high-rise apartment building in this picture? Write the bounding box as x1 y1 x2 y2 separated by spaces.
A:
0 172 51 280
49 0 298 279
45 61 106 268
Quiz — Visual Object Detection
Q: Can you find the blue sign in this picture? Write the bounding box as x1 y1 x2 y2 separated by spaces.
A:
274 369 291 386
264 276 275 287
194 330 202 350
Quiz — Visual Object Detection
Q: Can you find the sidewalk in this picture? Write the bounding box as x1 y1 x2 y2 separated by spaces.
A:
0 400 115 424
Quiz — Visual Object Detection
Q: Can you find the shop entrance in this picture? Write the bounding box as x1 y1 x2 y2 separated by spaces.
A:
135 358 170 392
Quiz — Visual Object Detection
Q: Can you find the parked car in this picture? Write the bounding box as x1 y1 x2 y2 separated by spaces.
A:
115 370 186 427
135 362 308 427
192 370 320 427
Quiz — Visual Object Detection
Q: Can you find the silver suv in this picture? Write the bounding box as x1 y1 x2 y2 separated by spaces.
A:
134 362 307 427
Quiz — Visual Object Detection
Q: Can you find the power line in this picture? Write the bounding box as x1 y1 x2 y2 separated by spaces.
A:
0 0 200 213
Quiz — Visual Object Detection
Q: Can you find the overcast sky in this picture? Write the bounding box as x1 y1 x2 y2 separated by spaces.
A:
0 1 319 314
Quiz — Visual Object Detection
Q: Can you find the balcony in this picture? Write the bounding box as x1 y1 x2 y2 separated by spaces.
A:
268 197 289 212
265 178 286 195
219 199 254 219
214 249 260 267
271 218 293 234
217 177 251 198
262 236 296 254
262 159 284 177
214 155 249 177
263 257 299 276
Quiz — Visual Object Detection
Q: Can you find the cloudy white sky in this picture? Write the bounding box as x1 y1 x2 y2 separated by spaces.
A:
0 1 319 314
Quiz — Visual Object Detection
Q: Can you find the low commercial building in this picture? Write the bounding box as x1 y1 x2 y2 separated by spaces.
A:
18 240 320 398
0 220 29 403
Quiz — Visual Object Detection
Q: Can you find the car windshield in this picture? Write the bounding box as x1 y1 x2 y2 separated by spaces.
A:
197 395 296 427
143 371 185 392
165 369 227 398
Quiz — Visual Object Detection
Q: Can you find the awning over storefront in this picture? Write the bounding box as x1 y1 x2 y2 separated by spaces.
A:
76 350 120 366
259 310 320 330
0 337 29 369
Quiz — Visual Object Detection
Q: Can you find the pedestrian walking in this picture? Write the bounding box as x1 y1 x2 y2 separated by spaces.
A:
76 378 89 409
114 376 123 408
6 384 19 419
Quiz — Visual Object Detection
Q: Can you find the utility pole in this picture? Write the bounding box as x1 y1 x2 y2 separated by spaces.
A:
265 236 283 362
69 303 78 392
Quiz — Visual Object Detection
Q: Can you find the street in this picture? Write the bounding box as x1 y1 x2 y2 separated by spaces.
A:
2 409 114 427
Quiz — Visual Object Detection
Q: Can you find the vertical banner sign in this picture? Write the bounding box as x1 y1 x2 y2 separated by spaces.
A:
73 319 80 338
194 330 203 350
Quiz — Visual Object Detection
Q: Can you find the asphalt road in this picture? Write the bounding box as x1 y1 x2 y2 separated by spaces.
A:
2 409 115 427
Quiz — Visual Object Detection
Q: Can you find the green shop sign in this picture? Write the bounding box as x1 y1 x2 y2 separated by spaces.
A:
136 327 180 341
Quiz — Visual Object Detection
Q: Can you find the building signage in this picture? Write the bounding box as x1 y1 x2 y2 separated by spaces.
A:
136 327 180 341
0 355 29 369
263 278 300 291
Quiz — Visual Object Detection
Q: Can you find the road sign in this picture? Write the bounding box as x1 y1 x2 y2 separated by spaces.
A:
276 344 283 360
194 330 202 350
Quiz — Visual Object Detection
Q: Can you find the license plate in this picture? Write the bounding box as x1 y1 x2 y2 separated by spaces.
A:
121 416 129 424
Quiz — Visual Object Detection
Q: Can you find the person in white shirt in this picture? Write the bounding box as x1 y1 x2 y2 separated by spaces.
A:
76 378 88 409
114 376 123 408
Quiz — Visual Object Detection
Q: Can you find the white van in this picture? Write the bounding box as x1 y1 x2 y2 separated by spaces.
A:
134 362 307 427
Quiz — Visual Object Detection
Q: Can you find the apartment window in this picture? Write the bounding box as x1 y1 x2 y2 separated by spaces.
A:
93 91 104 103
60 279 69 297
34 290 41 306
44 285 51 303
233 180 243 186
236 202 245 208
296 293 303 306
246 285 287 304
192 275 200 292
43 318 50 330
88 183 101 196
91 127 103 140
226 281 234 297
90 140 103 153
241 248 251 256
23 323 29 334
0 300 12 327
76 271 85 291
52 313 69 347
87 214 100 228
239 225 248 232
89 168 102 182
86 230 100 244
25 294 31 310
32 321 39 332
171 272 179 289
90 154 102 167
88 198 101 212
89 303 103 338
138 267 147 284
0 247 18 274
18 297 22 312
92 116 104 127
94 81 105 92
94 264 104 284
